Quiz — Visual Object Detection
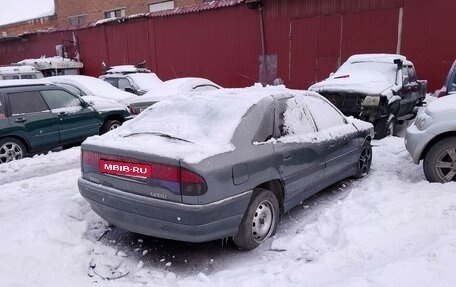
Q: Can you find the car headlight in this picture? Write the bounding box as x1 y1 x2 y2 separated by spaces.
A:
415 113 433 131
361 96 380 107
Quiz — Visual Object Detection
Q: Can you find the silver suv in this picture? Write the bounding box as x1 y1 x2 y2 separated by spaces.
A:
405 96 456 182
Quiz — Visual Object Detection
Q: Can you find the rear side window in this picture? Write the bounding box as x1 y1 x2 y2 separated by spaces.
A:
304 96 346 130
40 90 82 110
281 96 317 136
8 91 49 115
103 78 119 88
118 78 133 90
3 75 20 80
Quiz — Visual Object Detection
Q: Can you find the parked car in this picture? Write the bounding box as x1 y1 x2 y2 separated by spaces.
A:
78 86 374 250
435 59 456 98
405 96 456 183
99 65 163 96
309 54 427 139
0 80 132 163
46 75 137 106
0 65 44 80
128 77 222 114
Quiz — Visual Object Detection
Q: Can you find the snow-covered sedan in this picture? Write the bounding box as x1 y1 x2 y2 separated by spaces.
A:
47 75 137 106
78 86 373 250
128 77 221 114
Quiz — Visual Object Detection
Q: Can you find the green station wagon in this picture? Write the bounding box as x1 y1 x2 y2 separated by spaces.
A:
0 80 132 163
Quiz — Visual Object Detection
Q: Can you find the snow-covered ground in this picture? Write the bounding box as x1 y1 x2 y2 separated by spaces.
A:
1 137 455 286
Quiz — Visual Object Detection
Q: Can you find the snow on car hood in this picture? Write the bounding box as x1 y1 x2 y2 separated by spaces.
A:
47 75 137 106
310 70 397 95
85 86 278 163
425 95 456 118
82 96 129 112
309 58 400 96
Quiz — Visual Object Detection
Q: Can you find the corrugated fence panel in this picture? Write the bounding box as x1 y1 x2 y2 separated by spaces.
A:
76 27 109 76
402 0 456 91
342 8 399 61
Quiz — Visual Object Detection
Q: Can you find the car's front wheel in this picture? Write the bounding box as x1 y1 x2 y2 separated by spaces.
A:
423 137 456 183
233 188 279 250
354 140 372 179
100 120 122 134
0 138 27 164
374 114 396 139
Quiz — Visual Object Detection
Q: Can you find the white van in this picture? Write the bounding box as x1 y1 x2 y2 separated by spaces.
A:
0 65 44 80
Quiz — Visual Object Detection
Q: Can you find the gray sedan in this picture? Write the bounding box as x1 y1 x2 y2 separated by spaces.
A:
405 96 456 182
78 87 373 250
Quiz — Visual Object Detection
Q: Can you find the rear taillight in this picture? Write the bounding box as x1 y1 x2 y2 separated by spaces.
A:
81 150 207 195
437 87 447 98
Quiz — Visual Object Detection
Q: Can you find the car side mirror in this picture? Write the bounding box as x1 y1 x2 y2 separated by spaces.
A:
124 87 136 93
80 100 90 108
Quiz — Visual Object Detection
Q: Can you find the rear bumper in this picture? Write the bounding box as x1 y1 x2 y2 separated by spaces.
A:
78 178 251 242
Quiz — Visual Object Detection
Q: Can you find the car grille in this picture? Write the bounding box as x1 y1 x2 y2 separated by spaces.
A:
321 93 365 116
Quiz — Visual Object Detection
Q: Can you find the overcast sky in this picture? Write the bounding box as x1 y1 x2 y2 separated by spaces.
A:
0 0 55 26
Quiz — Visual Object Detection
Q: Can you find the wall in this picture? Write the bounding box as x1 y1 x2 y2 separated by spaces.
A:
0 0 454 91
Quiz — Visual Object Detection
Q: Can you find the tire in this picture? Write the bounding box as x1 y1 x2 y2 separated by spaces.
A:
354 140 372 179
0 138 27 164
100 120 122 134
233 189 280 250
374 114 396 139
423 137 456 183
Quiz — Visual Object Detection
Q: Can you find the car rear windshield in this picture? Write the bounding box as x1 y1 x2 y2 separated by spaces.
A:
120 92 263 146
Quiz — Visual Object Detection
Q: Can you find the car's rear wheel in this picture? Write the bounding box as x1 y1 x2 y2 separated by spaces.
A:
233 189 279 250
423 137 456 183
354 140 372 179
100 120 122 134
0 138 26 164
374 114 396 139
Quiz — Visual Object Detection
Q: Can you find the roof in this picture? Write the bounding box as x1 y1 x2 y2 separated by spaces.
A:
3 0 245 36
0 65 40 74
0 79 54 88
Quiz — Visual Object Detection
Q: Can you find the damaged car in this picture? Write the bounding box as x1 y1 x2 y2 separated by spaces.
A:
310 54 427 139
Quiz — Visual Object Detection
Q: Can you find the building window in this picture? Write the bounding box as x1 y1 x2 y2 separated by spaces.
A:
104 8 126 19
149 1 174 12
68 15 87 26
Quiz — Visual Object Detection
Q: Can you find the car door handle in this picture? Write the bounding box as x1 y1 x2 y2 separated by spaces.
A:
283 153 293 161
14 117 27 123
58 111 68 116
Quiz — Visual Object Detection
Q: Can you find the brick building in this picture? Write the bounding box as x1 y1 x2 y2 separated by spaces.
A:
0 0 203 37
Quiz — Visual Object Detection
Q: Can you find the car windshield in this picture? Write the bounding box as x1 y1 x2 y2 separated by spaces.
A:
335 61 398 84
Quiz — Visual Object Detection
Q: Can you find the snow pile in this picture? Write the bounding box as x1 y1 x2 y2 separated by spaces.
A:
0 0 54 26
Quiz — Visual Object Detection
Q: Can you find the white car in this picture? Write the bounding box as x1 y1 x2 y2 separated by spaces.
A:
99 65 163 95
405 96 456 183
128 77 222 114
47 75 137 106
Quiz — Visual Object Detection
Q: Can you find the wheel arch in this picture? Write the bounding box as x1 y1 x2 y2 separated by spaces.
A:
420 132 456 161
255 179 285 214
0 135 30 153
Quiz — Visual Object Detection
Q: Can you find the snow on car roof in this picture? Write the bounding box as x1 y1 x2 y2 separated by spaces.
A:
126 73 163 91
85 85 289 163
0 65 40 73
104 65 151 74
128 77 220 104
47 75 137 105
346 53 407 64
0 79 52 88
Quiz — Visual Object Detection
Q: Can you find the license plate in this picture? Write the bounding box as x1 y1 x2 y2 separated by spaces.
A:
100 159 152 178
